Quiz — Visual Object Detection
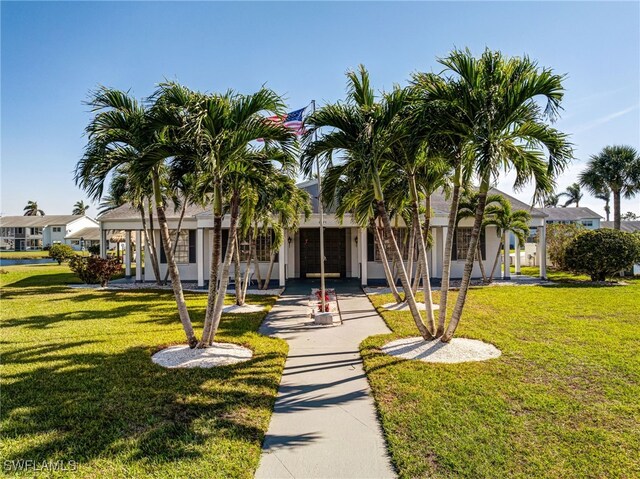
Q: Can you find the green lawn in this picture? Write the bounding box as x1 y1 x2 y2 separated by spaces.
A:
0 250 49 259
0 264 287 478
362 282 640 478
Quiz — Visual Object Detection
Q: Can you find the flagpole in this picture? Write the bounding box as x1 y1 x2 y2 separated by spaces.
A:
312 99 326 313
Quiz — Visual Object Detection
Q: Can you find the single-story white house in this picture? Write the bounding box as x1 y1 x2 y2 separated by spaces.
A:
0 215 99 251
538 207 602 229
98 180 549 286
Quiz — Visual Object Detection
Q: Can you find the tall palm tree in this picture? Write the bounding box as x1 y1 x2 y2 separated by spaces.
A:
160 83 298 348
72 200 90 215
303 66 433 339
433 49 572 342
76 87 197 347
579 145 640 230
482 197 531 282
23 201 44 216
558 182 582 207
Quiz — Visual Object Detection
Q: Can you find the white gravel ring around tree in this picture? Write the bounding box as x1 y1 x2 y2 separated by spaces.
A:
381 336 501 364
381 302 440 311
152 343 253 368
222 304 266 314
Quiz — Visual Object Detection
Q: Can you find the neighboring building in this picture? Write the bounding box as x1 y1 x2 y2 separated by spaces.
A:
601 221 640 275
0 215 99 251
64 226 101 250
99 181 549 286
538 207 602 229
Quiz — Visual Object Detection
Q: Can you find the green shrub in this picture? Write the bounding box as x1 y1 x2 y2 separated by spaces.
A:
546 223 585 270
69 255 122 287
564 229 640 281
87 244 100 255
48 244 75 264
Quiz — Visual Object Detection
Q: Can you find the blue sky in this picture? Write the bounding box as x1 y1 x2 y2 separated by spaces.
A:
2 1 639 218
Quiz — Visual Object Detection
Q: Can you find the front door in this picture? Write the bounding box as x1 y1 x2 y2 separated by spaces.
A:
299 228 346 278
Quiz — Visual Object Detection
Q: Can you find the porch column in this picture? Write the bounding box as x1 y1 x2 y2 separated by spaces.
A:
359 227 367 287
503 230 511 279
539 225 547 279
135 230 142 282
278 236 286 287
197 228 204 288
100 227 107 259
514 234 521 275
125 231 132 278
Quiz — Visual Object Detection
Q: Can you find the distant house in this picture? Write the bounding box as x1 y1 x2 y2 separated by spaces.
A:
0 215 98 251
538 207 602 229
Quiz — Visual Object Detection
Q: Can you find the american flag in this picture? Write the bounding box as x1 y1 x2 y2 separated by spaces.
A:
265 107 306 136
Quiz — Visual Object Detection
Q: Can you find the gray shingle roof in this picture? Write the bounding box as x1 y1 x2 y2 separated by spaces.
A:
539 207 602 221
65 226 101 240
430 187 546 218
99 202 207 221
601 221 640 232
0 215 87 227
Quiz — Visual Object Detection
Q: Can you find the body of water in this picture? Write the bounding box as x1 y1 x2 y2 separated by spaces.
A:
0 258 56 266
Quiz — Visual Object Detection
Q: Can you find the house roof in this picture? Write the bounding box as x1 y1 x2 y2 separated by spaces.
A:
99 202 207 221
97 182 545 222
65 226 101 240
429 187 547 218
601 221 640 232
538 207 602 221
0 215 88 228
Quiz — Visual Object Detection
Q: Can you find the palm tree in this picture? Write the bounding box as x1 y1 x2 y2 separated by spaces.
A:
160 83 298 348
433 49 572 342
482 197 531 282
558 183 582 207
579 145 640 230
23 201 44 216
76 86 197 347
72 200 90 215
543 193 560 207
594 188 611 221
303 66 434 339
456 191 504 282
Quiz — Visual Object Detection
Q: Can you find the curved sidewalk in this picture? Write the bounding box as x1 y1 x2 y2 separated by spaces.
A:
256 286 396 479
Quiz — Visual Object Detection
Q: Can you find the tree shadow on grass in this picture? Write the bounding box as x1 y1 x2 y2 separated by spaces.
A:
1 341 288 471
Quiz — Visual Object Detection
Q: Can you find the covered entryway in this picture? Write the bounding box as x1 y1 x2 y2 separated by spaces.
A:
299 228 346 278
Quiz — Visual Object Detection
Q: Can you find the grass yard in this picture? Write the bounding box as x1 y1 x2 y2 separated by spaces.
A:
0 264 287 478
362 280 640 478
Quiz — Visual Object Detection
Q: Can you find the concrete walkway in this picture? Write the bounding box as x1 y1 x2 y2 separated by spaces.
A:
256 284 396 479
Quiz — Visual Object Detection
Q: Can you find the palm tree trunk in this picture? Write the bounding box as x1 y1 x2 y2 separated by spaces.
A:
263 250 277 290
410 176 435 334
488 239 503 283
139 206 161 284
412 251 422 294
152 170 197 348
206 190 241 344
437 181 461 337
163 200 188 284
442 175 490 342
613 189 621 230
377 199 432 340
147 198 161 285
234 235 243 306
370 219 402 303
477 241 487 282
199 181 223 348
407 221 416 281
241 235 254 303
252 235 263 289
